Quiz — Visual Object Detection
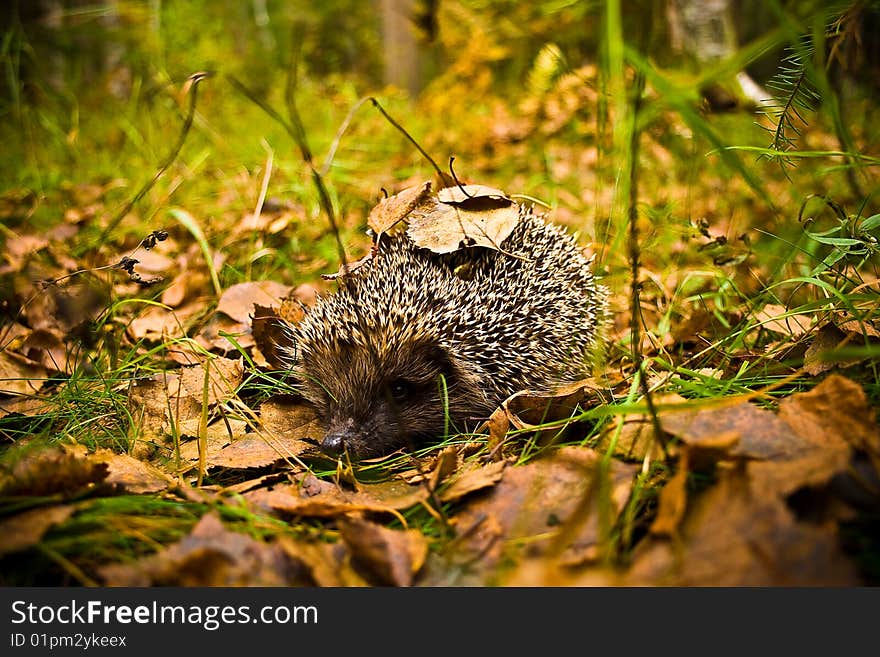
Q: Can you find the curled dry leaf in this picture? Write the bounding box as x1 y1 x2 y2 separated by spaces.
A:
251 305 294 369
0 444 109 497
338 516 428 586
436 184 511 205
438 459 508 503
367 181 432 234
487 378 608 453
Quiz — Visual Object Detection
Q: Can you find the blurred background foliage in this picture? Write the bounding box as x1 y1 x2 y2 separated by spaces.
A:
1 0 879 320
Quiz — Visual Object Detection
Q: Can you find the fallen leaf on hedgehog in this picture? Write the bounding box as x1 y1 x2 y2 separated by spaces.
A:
406 184 521 254
367 180 432 234
437 184 512 205
99 512 311 586
338 516 428 586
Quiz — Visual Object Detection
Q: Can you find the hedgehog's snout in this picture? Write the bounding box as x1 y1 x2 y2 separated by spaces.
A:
320 416 358 457
320 431 346 456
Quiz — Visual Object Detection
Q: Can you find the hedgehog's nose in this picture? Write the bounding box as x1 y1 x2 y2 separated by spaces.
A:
320 432 346 456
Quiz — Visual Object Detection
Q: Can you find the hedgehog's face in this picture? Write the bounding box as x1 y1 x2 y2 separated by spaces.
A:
295 334 488 460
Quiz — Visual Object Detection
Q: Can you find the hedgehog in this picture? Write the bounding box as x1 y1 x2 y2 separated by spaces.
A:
288 203 608 459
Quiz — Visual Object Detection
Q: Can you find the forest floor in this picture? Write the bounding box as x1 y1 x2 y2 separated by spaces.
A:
1 56 879 586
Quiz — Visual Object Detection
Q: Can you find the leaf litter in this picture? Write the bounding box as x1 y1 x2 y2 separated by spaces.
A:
1 177 879 587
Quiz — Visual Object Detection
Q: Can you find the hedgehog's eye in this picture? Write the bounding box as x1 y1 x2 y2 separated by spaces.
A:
388 379 412 401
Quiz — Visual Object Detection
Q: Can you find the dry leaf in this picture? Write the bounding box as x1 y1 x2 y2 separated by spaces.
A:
0 350 48 395
406 196 521 254
626 464 860 586
216 280 292 324
754 304 812 336
99 512 309 586
438 459 508 503
207 433 313 469
439 446 637 583
0 445 109 497
367 181 432 234
0 505 76 557
338 516 428 586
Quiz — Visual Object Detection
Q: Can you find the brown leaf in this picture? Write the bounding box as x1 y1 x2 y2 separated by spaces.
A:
354 477 431 511
649 448 692 537
0 505 76 557
659 399 808 461
95 449 174 494
626 464 860 586
216 280 292 324
754 304 812 336
259 396 324 442
176 356 244 407
438 459 508 503
193 314 253 355
99 512 309 586
436 184 511 206
804 323 864 375
0 350 48 395
245 473 426 518
0 395 55 418
444 447 637 582
407 197 521 254
0 445 109 497
207 432 313 469
595 413 667 462
126 302 204 343
338 516 428 586
127 375 202 445
21 327 68 372
276 536 369 587
251 305 295 369
367 181 432 234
